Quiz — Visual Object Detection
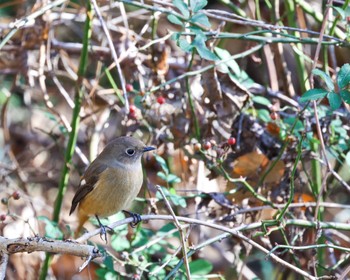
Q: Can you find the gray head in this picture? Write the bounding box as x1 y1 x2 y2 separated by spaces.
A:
100 136 155 166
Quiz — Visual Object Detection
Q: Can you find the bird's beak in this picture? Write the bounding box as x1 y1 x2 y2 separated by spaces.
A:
143 146 156 153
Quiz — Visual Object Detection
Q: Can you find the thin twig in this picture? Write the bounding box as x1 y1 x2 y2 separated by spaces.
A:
156 186 191 280
91 0 130 113
0 0 68 50
75 215 348 279
339 263 350 280
150 245 183 276
148 43 264 94
308 0 334 222
270 243 350 255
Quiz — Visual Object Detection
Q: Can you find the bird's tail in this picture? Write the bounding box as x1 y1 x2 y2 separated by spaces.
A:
74 212 89 239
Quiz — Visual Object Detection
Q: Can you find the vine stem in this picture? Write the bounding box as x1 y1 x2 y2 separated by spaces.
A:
186 49 201 140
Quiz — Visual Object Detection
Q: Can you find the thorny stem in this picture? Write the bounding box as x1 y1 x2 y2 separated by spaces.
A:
186 49 201 140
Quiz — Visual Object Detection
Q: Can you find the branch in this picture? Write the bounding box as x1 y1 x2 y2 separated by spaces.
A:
77 215 348 279
0 236 101 258
0 235 101 279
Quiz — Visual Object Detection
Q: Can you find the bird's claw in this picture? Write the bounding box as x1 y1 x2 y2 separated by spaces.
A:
95 215 114 243
122 210 142 227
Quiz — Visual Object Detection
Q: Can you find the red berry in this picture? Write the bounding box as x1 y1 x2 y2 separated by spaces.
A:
227 137 236 145
0 214 6 222
157 96 166 105
128 111 137 120
129 104 136 114
125 84 134 92
12 191 20 200
270 112 278 120
203 142 212 150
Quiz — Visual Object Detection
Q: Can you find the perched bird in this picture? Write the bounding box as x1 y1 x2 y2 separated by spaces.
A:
69 136 155 241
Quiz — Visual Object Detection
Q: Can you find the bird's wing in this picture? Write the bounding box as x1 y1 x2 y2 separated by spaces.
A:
69 162 109 215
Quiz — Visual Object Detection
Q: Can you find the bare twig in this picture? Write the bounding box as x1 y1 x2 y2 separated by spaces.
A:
156 186 191 280
308 0 334 221
339 264 350 280
0 0 68 50
74 215 345 279
90 0 130 113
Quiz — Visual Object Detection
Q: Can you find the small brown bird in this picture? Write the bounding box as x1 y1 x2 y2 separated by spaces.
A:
69 136 155 241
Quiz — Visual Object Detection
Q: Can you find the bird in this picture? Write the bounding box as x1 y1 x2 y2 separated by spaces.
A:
69 136 155 241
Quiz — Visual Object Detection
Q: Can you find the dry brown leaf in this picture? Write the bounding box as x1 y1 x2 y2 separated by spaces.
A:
232 151 267 178
262 159 285 184
51 254 99 280
266 122 281 136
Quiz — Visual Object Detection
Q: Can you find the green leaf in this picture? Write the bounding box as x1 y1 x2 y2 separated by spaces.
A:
337 63 350 89
157 172 181 184
178 38 193 52
340 89 350 104
166 173 181 184
252 96 271 106
327 91 342 110
188 25 204 34
189 259 213 275
171 32 181 41
190 0 207 13
190 12 211 27
157 171 168 181
154 154 169 174
215 47 239 74
37 216 64 239
192 34 218 60
284 117 305 131
149 265 166 278
169 193 187 207
158 223 177 234
173 0 189 18
312 68 334 91
156 186 187 207
96 270 118 279
131 228 154 247
103 256 115 271
195 45 218 60
167 14 184 26
332 6 346 19
111 234 130 251
214 47 254 87
300 88 328 102
257 109 271 122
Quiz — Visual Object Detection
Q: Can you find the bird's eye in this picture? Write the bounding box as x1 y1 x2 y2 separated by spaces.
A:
126 148 135 156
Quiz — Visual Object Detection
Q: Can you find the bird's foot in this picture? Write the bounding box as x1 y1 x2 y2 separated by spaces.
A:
95 215 114 243
122 210 142 228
